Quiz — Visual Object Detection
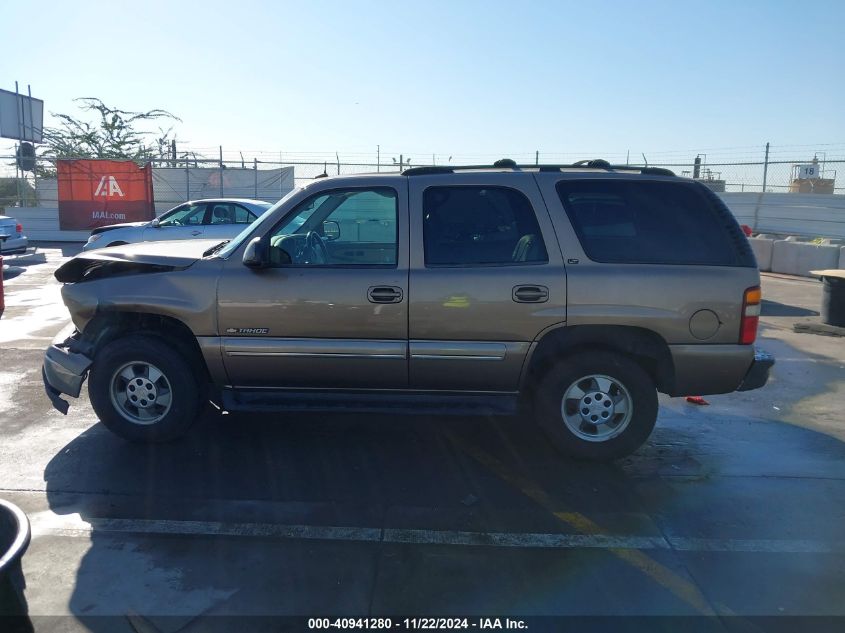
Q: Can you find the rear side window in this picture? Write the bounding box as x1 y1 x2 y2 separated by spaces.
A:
555 180 751 266
423 186 548 266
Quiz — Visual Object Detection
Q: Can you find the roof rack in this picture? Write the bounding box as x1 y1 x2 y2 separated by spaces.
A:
402 159 675 178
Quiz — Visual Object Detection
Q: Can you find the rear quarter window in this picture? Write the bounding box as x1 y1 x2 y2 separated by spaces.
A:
555 179 755 267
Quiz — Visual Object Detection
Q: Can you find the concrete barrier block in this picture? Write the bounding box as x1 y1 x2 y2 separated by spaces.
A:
771 240 840 277
747 237 773 271
840 246 845 270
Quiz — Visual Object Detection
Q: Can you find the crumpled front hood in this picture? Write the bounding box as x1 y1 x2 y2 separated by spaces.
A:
55 239 221 283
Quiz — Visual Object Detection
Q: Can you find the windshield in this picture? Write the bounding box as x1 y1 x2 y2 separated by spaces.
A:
213 188 302 258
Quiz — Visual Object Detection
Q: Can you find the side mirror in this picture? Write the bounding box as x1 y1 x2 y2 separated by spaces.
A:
322 220 340 241
242 236 269 269
150 218 161 228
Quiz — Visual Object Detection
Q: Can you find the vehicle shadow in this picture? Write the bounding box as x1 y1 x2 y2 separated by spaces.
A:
30 242 83 258
760 299 819 317
39 334 845 626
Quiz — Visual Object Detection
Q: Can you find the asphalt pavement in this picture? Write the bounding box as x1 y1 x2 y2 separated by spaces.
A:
1 245 844 632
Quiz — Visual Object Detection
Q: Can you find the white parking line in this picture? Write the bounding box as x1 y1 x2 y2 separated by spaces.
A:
26 510 845 554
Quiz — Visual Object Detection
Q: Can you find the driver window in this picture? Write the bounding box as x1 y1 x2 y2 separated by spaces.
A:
268 188 398 267
158 203 207 227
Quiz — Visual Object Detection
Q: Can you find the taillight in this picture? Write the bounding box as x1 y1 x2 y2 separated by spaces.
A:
740 286 761 344
15 223 22 234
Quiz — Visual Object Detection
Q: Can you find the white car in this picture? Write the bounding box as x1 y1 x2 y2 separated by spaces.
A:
0 214 28 255
83 198 273 251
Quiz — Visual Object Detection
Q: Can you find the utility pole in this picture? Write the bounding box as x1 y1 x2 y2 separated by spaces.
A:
762 142 770 193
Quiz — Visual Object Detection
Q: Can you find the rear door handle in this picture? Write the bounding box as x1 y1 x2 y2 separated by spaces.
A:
191 230 202 236
368 286 403 304
513 285 549 303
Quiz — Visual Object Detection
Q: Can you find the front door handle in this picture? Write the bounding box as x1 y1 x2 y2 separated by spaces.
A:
191 230 202 236
513 285 549 303
368 286 403 304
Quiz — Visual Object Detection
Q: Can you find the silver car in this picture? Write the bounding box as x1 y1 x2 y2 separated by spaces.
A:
82 198 272 251
0 214 28 255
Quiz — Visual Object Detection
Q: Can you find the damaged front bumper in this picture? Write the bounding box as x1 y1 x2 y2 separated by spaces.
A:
736 348 775 392
42 325 93 414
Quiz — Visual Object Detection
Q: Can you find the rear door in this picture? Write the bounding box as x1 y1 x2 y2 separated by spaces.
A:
202 202 258 241
407 173 567 392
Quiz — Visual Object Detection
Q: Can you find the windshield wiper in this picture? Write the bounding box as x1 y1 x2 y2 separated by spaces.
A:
202 240 231 257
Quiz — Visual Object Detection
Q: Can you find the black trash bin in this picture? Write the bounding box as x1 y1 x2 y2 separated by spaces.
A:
0 498 31 620
820 275 845 328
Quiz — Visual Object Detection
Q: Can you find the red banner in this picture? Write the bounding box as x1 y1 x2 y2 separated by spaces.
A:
57 159 155 230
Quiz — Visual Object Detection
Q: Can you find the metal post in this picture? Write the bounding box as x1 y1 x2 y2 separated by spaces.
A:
336 152 340 175
535 150 539 166
219 146 224 197
14 82 23 206
762 142 770 193
28 85 36 207
377 145 380 172
254 158 258 199
399 154 403 171
14 143 20 207
26 85 35 143
32 152 37 207
185 161 190 201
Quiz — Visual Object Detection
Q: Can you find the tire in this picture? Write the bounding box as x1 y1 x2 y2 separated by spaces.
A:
533 351 657 461
88 334 203 442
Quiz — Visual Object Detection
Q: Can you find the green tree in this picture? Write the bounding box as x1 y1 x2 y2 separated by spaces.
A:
37 98 181 176
0 177 37 209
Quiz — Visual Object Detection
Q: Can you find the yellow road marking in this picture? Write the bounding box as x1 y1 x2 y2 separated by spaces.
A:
446 433 734 616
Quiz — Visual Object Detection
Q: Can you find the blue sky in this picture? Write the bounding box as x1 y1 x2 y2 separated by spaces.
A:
3 0 845 163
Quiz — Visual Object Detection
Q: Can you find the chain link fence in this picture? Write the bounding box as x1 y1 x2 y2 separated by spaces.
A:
2 146 844 210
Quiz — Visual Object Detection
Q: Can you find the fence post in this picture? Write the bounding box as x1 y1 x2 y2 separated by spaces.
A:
254 158 258 199
762 142 770 193
535 150 539 166
219 146 224 197
185 160 190 202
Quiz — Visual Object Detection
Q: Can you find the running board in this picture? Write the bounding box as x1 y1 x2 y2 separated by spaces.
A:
221 389 519 416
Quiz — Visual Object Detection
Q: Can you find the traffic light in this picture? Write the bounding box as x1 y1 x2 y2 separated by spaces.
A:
16 142 35 172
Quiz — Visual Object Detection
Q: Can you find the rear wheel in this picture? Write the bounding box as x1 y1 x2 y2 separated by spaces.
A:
533 351 657 461
89 334 203 442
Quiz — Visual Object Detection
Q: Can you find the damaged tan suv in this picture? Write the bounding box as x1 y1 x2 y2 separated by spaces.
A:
43 160 773 460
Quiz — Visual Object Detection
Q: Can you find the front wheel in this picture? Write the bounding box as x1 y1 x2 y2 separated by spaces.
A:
88 334 203 442
533 352 658 461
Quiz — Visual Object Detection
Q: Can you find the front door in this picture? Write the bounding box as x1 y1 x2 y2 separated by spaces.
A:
408 173 567 392
143 202 207 241
217 184 409 389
